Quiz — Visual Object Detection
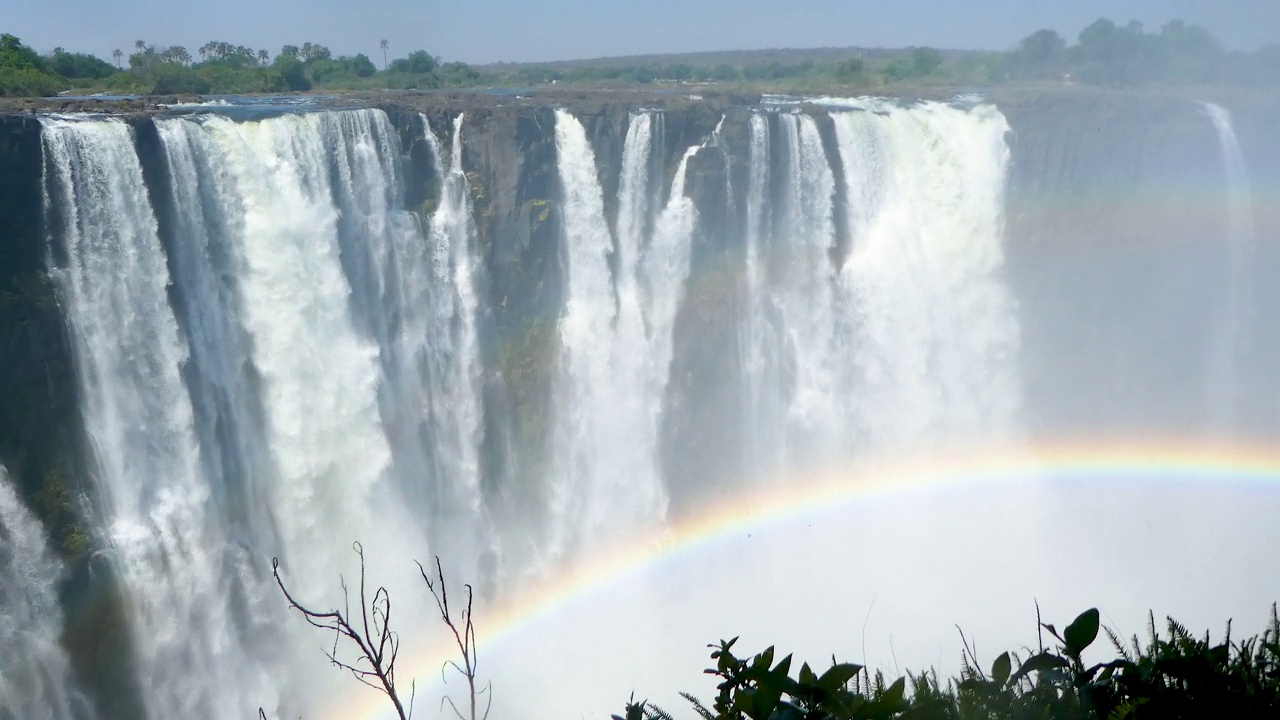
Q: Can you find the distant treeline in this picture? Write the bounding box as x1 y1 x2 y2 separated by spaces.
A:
3 17 1279 97
489 19 1280 89
0 34 478 96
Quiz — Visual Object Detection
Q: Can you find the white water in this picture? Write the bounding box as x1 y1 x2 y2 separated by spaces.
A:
157 114 431 692
741 113 782 475
41 116 273 719
1201 102 1256 433
548 110 703 557
0 468 91 720
30 100 1031 719
41 109 434 718
740 103 1020 472
418 114 489 574
836 102 1020 451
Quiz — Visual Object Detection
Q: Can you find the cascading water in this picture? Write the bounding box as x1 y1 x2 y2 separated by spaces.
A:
740 113 782 476
547 109 703 557
1201 102 1256 433
738 102 1020 474
41 116 276 719
834 101 1020 451
154 110 436 717
417 114 489 573
17 93 1266 720
0 467 92 720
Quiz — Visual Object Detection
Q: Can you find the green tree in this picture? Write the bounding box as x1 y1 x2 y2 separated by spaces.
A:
1157 20 1222 82
47 49 116 79
0 34 65 96
389 49 439 75
151 63 211 94
299 42 331 62
1009 28 1066 79
380 39 389 70
910 46 943 76
835 57 864 80
271 54 311 90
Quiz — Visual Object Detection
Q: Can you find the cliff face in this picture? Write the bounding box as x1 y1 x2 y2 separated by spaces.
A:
997 88 1280 434
1 88 1277 717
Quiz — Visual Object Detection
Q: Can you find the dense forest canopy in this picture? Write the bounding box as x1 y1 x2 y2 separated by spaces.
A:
1 17 1278 96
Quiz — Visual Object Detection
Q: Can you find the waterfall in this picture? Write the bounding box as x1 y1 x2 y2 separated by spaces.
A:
0 468 92 720
1201 102 1256 433
20 98 1032 717
835 101 1020 452
41 116 273 719
418 114 489 574
152 112 427 638
739 102 1020 470
548 109 701 557
741 113 782 475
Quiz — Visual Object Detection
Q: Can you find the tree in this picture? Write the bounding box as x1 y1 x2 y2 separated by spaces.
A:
1010 29 1066 79
271 53 311 90
380 39 389 70
910 46 943 76
47 49 116 79
299 42 332 63
112 48 123 68
160 45 191 66
0 34 64 96
268 547 491 720
389 49 439 75
835 57 864 80
258 49 269 66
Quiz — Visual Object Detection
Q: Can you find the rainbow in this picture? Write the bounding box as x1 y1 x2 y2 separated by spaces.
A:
331 437 1280 720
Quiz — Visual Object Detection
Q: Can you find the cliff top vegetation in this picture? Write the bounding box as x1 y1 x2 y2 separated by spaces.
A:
2 17 1279 98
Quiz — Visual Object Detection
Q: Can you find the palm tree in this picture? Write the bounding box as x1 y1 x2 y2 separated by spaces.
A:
112 48 123 68
380 39 389 71
134 39 146 52
258 49 269 66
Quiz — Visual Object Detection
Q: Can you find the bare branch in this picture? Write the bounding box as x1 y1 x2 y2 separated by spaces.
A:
273 553 411 720
419 557 489 720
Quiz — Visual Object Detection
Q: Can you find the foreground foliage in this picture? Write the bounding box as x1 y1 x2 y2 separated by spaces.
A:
620 606 1280 720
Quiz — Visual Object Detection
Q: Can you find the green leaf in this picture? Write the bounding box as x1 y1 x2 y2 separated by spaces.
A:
884 677 906 705
772 653 792 678
1011 652 1069 683
991 651 1011 686
818 663 863 692
732 688 756 716
752 678 784 719
1065 608 1101 657
799 662 817 686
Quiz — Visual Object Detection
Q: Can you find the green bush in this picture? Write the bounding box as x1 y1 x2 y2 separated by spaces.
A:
0 34 65 96
620 607 1280 720
151 64 212 94
47 50 116 80
0 66 64 96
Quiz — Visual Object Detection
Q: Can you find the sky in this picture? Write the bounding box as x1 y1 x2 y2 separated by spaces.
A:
6 0 1280 66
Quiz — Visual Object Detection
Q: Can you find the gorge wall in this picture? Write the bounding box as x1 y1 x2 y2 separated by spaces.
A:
0 87 1277 719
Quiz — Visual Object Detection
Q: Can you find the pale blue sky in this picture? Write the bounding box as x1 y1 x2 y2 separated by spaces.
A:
7 0 1279 65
